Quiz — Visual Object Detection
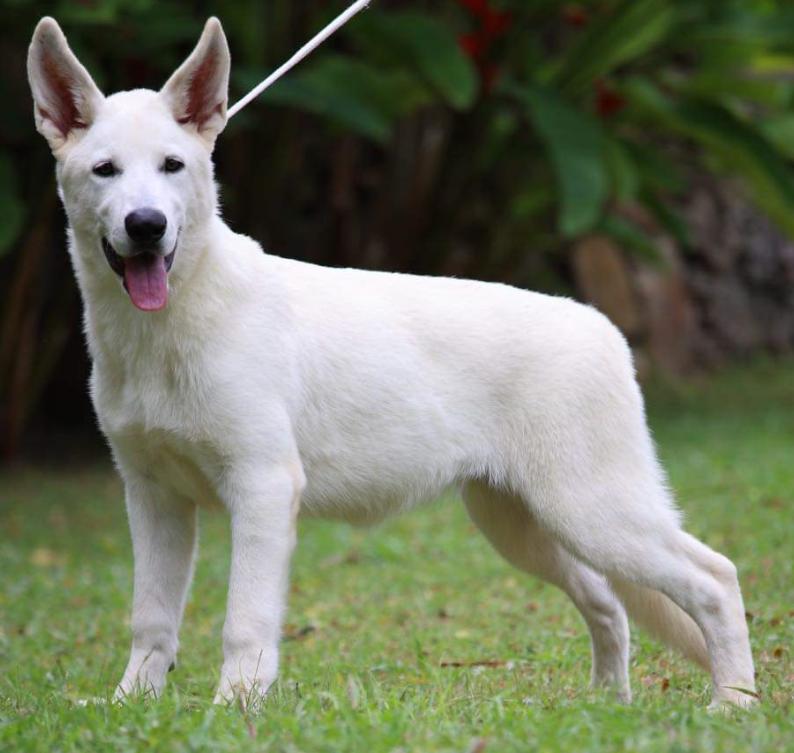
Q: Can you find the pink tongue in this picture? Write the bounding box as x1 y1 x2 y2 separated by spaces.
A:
124 254 168 311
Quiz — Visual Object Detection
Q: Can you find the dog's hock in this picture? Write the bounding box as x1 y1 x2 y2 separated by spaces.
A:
27 16 105 155
160 17 230 147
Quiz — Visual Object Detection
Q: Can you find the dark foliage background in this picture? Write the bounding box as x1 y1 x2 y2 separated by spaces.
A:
3 0 794 459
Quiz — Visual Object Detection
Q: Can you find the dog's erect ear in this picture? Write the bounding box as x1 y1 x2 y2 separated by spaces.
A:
27 17 104 155
160 18 230 147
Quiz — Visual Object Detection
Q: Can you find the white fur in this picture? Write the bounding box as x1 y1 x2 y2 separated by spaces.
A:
28 17 756 709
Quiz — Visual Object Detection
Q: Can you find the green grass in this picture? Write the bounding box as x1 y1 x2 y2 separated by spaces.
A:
1 360 792 752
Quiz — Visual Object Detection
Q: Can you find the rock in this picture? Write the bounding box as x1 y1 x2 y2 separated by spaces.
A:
570 235 642 338
633 237 703 374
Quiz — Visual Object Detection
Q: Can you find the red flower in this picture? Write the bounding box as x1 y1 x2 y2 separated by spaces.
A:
456 0 513 94
458 0 490 13
482 8 512 37
459 32 488 61
594 80 626 118
563 4 590 28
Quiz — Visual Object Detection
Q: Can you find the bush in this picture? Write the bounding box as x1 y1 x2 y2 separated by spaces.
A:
3 0 794 454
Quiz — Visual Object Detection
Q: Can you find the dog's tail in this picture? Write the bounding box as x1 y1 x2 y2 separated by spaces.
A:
609 576 710 670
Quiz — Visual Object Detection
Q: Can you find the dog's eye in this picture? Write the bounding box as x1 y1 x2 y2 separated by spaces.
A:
92 161 118 178
163 157 185 174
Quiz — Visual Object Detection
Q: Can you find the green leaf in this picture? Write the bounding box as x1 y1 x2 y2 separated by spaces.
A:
622 140 683 193
604 136 640 203
509 186 554 221
237 56 429 143
552 0 676 96
598 214 661 264
683 9 794 54
345 11 478 110
626 79 794 237
0 154 25 256
679 71 792 109
761 114 794 160
641 191 691 250
678 100 794 236
509 84 609 237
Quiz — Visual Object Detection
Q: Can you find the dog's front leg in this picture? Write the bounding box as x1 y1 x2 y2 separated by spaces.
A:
214 463 303 707
115 475 197 700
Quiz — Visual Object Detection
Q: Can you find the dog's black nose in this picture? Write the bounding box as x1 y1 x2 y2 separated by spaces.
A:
125 208 167 246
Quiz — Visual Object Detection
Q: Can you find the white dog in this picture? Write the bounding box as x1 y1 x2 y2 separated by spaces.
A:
27 17 756 709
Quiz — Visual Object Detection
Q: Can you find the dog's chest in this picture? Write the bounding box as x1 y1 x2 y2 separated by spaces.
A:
98 372 227 508
131 429 226 509
95 358 196 434
91 337 230 506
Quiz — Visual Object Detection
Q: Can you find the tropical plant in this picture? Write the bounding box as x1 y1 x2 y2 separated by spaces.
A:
3 0 794 456
238 0 794 259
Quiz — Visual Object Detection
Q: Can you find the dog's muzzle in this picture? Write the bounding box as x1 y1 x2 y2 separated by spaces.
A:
102 237 178 312
102 238 176 275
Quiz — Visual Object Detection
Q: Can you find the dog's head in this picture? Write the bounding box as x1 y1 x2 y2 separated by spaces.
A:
27 17 230 312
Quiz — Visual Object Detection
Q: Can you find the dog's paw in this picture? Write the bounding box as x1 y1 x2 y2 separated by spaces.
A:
113 676 163 703
212 679 272 711
214 648 277 710
707 685 759 712
115 648 173 702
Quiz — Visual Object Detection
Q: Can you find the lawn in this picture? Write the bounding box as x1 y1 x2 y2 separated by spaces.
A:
1 360 792 752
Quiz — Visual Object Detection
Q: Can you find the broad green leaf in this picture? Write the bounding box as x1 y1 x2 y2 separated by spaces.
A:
598 214 661 264
237 56 430 143
510 84 609 236
751 53 794 76
261 87 389 144
509 186 554 221
552 0 676 97
641 190 691 250
0 154 24 256
621 140 684 194
55 0 121 24
625 78 794 237
220 0 270 68
476 109 520 171
679 71 792 109
761 114 794 160
684 9 794 52
604 136 640 203
674 9 794 80
678 100 794 237
345 11 477 110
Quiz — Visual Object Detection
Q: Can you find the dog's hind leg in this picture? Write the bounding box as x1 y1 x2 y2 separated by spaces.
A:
463 481 632 701
515 391 755 708
536 484 754 707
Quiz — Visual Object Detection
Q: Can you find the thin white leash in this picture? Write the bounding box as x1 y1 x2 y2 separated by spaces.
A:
227 0 372 119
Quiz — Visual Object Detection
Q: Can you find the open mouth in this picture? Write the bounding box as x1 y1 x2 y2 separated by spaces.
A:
102 237 177 312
